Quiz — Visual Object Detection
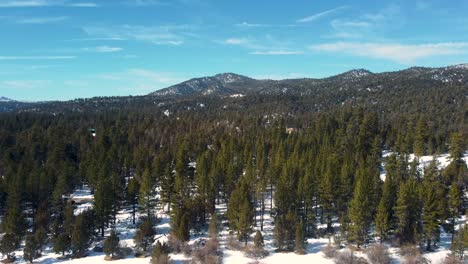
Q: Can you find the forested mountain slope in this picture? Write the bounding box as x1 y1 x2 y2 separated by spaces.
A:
0 64 467 263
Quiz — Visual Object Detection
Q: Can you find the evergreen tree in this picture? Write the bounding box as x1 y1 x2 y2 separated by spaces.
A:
170 205 190 242
295 221 306 254
348 165 373 248
24 234 40 263
127 177 139 225
0 233 19 261
238 198 254 245
254 231 264 249
413 115 428 156
139 168 157 219
151 241 171 264
54 233 71 256
104 230 120 259
448 183 462 242
208 213 220 239
35 227 47 253
394 179 421 245
2 184 27 239
134 217 156 252
71 213 91 258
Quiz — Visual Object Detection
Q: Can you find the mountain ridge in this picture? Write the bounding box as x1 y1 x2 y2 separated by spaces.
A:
148 63 468 97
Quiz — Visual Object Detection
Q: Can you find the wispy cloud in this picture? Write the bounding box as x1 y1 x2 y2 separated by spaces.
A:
235 22 271 28
224 38 249 45
0 0 98 8
123 0 168 6
0 80 51 89
82 46 123 53
16 16 68 24
69 2 97 7
327 5 401 40
82 25 190 45
0 55 76 60
310 42 468 64
250 50 304 55
297 6 347 23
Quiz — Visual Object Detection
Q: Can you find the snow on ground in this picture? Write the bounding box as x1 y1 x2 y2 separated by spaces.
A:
4 153 468 264
70 185 94 215
380 152 468 181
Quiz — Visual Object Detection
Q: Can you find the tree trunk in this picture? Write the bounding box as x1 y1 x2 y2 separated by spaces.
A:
132 203 136 225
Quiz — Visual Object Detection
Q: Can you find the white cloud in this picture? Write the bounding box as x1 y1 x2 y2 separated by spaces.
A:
224 38 249 45
331 20 371 29
235 22 271 28
69 2 98 7
82 46 123 53
310 42 468 64
0 56 75 60
297 6 347 23
16 16 68 24
0 80 51 89
0 0 98 7
250 50 304 55
123 0 167 6
82 25 188 46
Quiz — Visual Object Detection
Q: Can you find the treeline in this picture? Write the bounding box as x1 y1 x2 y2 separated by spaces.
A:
0 103 466 262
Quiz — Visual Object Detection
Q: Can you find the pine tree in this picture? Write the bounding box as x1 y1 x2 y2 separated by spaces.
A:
448 183 462 242
151 241 171 264
139 168 156 219
421 162 444 251
375 201 390 243
171 205 190 242
375 162 397 243
134 217 156 252
413 115 428 156
254 231 264 249
2 184 27 239
0 233 19 261
127 177 139 225
54 233 71 256
104 230 120 259
348 163 373 248
35 227 47 253
208 213 220 239
295 221 306 254
394 179 421 245
94 173 112 237
238 198 254 245
160 163 174 213
71 213 91 258
24 234 40 263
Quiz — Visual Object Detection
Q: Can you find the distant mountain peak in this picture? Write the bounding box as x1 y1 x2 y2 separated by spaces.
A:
0 96 14 102
448 63 468 70
214 72 248 82
330 69 373 80
149 63 468 97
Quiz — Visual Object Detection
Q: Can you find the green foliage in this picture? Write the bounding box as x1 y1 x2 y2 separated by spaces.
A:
71 213 92 258
254 231 264 249
134 217 156 252
54 233 71 256
104 230 120 258
151 241 171 264
23 234 40 263
0 233 20 260
295 221 306 254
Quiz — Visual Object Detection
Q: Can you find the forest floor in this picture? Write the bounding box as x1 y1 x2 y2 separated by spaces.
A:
4 152 468 264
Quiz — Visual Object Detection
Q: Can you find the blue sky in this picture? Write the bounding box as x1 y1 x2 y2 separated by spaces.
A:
1 0 468 101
